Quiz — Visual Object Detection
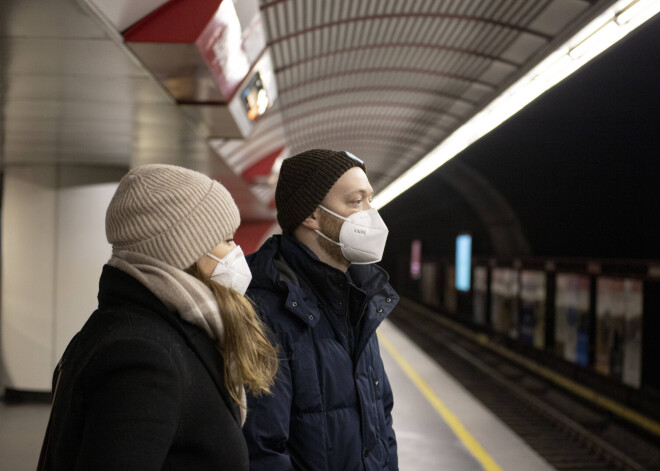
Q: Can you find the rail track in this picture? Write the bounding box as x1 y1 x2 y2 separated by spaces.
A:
390 299 660 471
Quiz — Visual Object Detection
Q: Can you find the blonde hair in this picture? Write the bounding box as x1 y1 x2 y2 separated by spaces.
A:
186 264 279 406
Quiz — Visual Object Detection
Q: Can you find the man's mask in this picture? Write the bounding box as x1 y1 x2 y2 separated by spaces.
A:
315 205 389 264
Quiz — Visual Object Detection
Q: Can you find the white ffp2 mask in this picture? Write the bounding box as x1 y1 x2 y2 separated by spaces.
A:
206 246 252 295
315 205 389 264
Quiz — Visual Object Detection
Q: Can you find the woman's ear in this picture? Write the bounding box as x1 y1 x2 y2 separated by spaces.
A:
300 208 321 231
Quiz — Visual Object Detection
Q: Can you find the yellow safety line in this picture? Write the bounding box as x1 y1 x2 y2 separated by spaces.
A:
378 332 503 471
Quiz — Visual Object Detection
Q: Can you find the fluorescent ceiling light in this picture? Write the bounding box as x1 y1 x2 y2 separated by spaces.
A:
372 0 660 209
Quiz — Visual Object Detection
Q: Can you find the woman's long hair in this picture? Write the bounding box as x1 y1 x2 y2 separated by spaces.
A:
186 263 278 407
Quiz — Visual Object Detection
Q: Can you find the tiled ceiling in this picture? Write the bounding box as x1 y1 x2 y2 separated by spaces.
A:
0 0 619 222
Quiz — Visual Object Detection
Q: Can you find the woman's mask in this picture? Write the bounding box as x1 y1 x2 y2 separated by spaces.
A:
206 246 252 295
315 205 389 264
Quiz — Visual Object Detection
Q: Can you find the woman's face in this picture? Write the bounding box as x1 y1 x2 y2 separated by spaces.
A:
197 235 237 277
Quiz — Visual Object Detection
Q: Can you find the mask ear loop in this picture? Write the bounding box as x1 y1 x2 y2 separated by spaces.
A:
315 229 344 247
205 253 223 263
205 245 242 264
315 205 346 247
318 204 348 221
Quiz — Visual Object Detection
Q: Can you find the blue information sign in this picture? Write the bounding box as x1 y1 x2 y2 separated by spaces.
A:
455 234 472 291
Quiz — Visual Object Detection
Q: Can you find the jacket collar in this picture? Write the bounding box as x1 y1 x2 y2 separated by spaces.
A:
98 265 242 425
248 235 396 327
279 234 350 307
279 234 392 296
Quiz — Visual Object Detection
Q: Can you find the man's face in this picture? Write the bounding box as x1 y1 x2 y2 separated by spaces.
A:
316 167 374 265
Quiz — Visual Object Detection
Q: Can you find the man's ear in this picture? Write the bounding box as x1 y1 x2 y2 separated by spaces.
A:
300 207 321 231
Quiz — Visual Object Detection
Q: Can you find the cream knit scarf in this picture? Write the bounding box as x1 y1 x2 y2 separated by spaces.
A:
108 250 246 425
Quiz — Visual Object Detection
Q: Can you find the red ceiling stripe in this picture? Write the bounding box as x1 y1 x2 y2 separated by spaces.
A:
123 0 222 42
241 147 284 184
235 221 278 255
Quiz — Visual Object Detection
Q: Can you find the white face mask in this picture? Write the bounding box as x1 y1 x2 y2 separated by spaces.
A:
315 205 389 264
206 246 252 295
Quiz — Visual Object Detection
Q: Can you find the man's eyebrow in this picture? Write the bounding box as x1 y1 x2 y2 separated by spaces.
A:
345 190 370 198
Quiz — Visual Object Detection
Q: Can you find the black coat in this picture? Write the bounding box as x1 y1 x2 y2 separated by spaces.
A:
41 265 248 470
243 235 399 471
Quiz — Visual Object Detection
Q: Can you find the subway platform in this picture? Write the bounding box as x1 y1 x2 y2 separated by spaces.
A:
0 319 553 470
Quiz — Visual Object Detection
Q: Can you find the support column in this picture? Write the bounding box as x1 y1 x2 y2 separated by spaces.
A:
1 165 125 393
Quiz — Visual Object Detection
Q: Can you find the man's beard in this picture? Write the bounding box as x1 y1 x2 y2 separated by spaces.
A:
317 209 347 266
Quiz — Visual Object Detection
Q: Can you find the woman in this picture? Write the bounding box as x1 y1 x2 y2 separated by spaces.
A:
38 164 278 470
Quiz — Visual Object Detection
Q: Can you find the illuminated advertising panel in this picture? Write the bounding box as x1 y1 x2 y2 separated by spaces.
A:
555 274 590 366
519 270 547 349
410 239 422 280
595 277 643 387
455 234 472 291
421 262 439 307
473 266 488 325
490 267 519 337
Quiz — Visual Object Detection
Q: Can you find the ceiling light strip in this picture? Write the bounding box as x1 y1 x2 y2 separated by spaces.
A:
372 0 659 208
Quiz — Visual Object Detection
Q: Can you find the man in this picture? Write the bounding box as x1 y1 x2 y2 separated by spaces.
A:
243 149 399 470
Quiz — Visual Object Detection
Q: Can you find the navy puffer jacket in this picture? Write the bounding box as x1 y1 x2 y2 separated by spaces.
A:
243 235 399 471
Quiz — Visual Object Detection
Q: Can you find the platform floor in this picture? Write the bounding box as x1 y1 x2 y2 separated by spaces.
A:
0 319 554 470
0 399 49 470
378 319 554 470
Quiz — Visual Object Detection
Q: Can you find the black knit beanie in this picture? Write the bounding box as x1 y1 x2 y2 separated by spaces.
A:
275 149 367 233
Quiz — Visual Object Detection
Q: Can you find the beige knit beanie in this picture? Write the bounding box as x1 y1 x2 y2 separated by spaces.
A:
106 164 240 270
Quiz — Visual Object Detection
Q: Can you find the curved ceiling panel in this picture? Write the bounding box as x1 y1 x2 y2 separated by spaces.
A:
244 0 610 197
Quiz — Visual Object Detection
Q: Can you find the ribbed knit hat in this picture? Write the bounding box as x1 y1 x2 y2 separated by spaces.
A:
106 164 240 270
275 149 366 233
